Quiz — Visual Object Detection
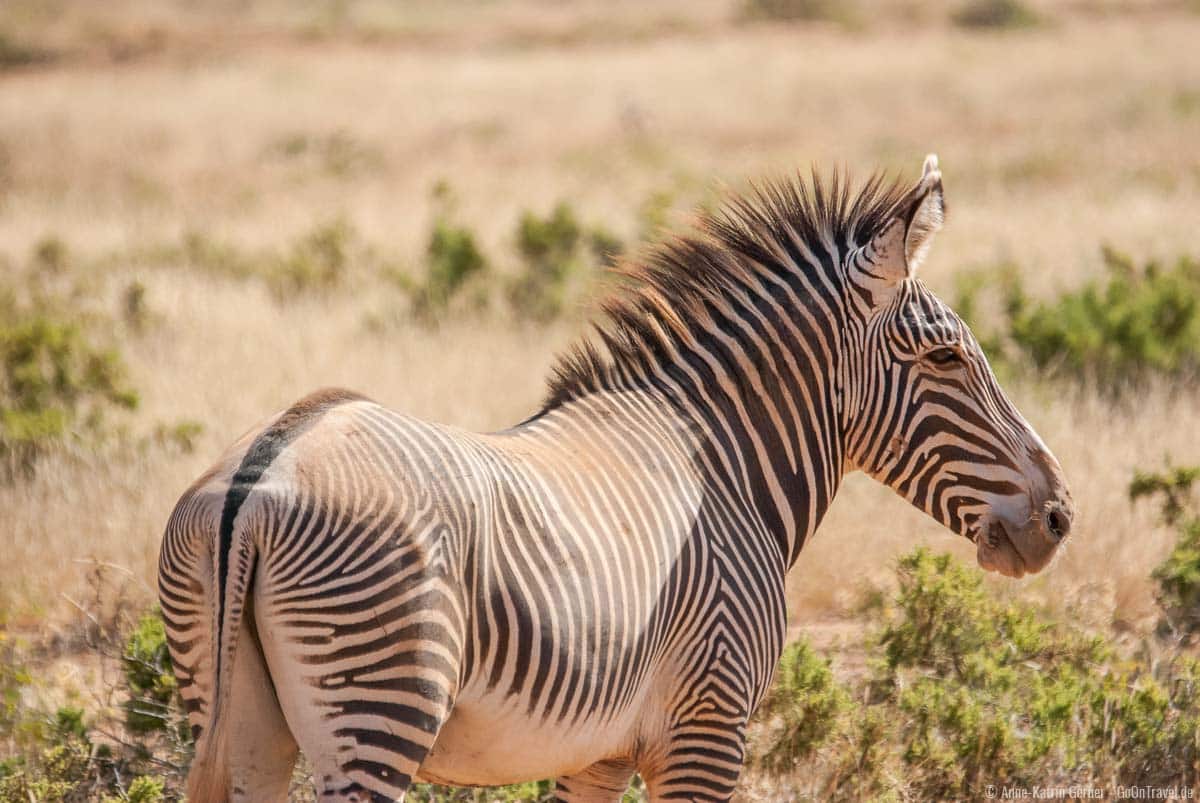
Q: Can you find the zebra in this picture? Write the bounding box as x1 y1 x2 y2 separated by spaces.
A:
159 155 1074 803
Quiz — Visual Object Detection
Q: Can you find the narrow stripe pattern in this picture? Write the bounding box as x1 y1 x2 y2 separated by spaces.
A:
159 163 1071 803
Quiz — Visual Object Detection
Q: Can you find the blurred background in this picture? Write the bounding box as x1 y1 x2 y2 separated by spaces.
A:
1 0 1199 799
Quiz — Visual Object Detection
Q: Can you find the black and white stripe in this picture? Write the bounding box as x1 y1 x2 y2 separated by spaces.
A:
160 156 1072 802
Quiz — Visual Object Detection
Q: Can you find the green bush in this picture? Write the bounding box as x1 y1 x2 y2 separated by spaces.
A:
122 280 150 331
956 247 1200 390
587 226 624 268
269 218 355 299
132 220 378 300
0 628 34 762
0 29 55 69
952 0 1040 29
875 549 1082 680
752 639 848 775
150 419 204 454
412 219 489 322
517 204 582 268
266 130 383 178
179 230 256 280
403 181 491 324
409 780 554 802
0 699 174 802
32 237 69 274
507 201 627 322
508 203 584 322
112 775 166 803
122 611 182 737
0 610 188 802
636 190 674 244
0 734 93 802
819 707 896 801
739 0 847 23
870 549 1114 797
139 190 626 326
0 314 139 470
1133 465 1200 641
755 545 1200 798
1132 464 1200 528
409 777 646 802
0 235 140 470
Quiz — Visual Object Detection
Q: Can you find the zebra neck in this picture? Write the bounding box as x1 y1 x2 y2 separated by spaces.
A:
541 237 858 565
656 324 844 566
542 315 844 569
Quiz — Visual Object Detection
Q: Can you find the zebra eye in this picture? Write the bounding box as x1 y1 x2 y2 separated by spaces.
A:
925 346 962 367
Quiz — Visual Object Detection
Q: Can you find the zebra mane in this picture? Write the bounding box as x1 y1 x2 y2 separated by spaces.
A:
543 168 912 410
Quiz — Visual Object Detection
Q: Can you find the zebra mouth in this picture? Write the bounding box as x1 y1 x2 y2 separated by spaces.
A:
974 519 1029 578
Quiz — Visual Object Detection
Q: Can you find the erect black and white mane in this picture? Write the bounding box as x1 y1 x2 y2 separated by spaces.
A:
543 170 912 409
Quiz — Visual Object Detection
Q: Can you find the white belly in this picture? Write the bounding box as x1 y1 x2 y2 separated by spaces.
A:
416 691 644 786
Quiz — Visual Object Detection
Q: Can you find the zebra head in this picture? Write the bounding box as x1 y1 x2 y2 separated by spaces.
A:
843 155 1073 578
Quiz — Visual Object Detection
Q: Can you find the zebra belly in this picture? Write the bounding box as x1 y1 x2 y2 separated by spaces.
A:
416 697 640 786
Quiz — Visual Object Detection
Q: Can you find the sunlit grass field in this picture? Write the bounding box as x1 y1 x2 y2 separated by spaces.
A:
1 0 1199 798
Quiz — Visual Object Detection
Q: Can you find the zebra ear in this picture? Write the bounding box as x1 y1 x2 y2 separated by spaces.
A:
867 154 945 282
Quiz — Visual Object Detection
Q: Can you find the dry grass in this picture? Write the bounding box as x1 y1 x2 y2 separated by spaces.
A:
1 0 1198 649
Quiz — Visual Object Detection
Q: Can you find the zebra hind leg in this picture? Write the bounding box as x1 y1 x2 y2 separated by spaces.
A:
554 759 636 803
241 484 470 802
255 570 463 803
260 616 461 802
223 600 300 802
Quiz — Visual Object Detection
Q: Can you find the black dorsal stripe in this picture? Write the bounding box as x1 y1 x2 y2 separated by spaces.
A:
214 387 368 684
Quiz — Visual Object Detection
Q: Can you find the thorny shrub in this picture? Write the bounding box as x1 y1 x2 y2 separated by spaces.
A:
956 247 1200 391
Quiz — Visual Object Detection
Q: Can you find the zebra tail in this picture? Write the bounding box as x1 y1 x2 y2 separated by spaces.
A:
187 532 258 803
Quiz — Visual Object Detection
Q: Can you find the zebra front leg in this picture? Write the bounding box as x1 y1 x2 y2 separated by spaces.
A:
639 717 748 802
554 759 636 803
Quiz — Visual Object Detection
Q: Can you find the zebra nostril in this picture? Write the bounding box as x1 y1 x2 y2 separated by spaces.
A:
1045 505 1071 542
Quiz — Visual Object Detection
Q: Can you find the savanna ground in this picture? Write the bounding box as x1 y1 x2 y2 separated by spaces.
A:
2 0 1200 800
